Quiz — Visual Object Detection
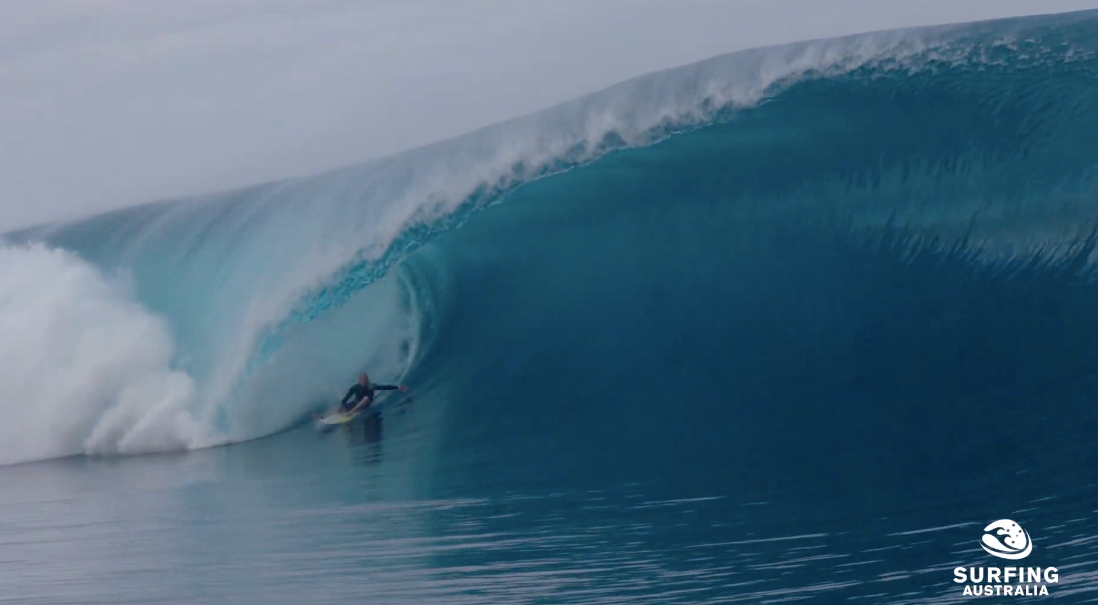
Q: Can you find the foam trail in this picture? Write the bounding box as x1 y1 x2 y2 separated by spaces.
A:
0 243 205 465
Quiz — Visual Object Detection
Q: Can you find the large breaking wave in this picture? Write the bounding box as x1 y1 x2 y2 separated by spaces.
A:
3 9 1098 469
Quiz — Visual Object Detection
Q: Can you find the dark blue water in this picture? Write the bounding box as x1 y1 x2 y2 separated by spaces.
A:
4 9 1098 604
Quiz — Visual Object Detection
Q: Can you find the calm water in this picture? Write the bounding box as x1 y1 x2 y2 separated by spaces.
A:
2 413 1096 604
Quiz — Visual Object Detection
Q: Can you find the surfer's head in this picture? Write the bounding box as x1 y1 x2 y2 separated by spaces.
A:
357 373 369 385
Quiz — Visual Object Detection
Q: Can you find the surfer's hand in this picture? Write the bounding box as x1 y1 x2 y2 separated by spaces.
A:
399 385 409 393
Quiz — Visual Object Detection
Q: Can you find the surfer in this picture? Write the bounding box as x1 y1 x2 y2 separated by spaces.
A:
340 372 408 413
316 373 408 420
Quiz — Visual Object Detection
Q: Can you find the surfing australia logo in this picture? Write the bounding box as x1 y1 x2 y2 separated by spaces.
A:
980 519 1032 560
954 520 1058 597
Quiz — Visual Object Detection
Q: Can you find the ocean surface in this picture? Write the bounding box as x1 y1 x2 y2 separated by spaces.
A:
3 9 1098 604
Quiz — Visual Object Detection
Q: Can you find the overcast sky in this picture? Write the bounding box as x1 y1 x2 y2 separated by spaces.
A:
1 0 1095 231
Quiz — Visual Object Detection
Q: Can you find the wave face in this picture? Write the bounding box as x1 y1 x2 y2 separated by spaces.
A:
4 10 1098 476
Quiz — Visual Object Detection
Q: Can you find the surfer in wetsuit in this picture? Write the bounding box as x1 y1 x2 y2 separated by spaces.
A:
338 373 408 415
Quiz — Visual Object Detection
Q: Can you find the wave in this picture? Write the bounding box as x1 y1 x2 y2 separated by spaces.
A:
3 9 1098 467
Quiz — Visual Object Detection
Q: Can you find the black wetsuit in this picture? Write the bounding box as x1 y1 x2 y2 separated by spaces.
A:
340 383 400 413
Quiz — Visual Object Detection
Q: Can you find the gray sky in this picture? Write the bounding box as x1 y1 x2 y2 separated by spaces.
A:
1 0 1095 231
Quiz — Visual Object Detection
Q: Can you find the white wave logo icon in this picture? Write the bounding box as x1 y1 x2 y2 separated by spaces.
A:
981 519 1033 560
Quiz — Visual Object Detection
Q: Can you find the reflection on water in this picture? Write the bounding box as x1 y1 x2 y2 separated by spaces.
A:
0 423 1095 605
349 412 384 464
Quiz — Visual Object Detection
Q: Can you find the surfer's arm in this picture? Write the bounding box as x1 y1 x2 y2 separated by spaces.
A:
348 395 372 414
375 384 409 392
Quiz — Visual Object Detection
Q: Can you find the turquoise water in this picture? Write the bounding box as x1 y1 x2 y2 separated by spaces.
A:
4 9 1098 603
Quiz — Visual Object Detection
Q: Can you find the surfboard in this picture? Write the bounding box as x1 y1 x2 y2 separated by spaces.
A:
317 411 359 426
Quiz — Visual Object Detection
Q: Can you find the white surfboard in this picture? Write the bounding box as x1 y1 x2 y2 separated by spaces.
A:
317 411 360 426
